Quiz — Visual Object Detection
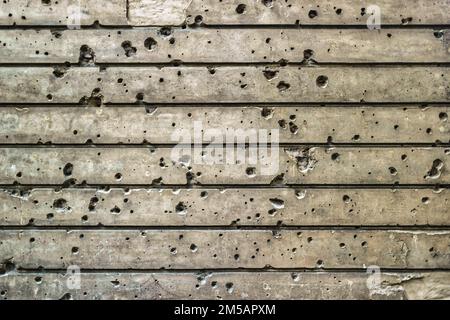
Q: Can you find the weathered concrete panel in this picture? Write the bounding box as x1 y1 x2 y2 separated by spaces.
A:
0 0 127 26
0 29 448 63
1 230 449 269
0 67 448 103
1 0 448 26
1 105 449 144
0 147 448 185
0 188 448 226
130 0 450 26
1 272 449 300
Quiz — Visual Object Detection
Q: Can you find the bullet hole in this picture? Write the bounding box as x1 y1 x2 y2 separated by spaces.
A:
285 148 317 173
236 4 246 14
16 171 22 178
81 215 88 222
121 41 137 57
60 293 72 300
276 120 286 130
176 202 187 215
61 178 77 189
42 0 51 5
144 37 158 51
289 122 299 134
335 8 342 15
278 58 288 66
263 69 278 80
30 237 35 243
360 8 366 16
170 247 177 255
303 49 314 60
246 167 257 177
46 94 53 101
194 15 203 24
308 10 318 18
63 163 73 176
0 259 16 276
190 244 198 252
53 64 69 78
79 45 95 65
401 17 413 25
270 173 285 186
268 208 277 216
316 259 324 267
277 81 290 92
389 167 398 176
261 107 274 119
87 196 98 211
34 276 42 284
234 254 240 261
186 171 195 185
79 88 103 107
53 198 70 213
295 189 306 200
115 173 123 181
262 0 273 8
200 191 208 199
342 195 350 203
207 67 216 75
307 236 313 243
316 75 329 88
144 105 158 115
361 241 368 247
425 159 444 180
352 134 360 141
339 243 346 248
110 206 121 214
225 282 234 293
269 198 285 209
331 153 340 161
434 31 444 39
426 128 432 134
158 27 173 37
136 92 144 101
421 197 430 204
439 112 448 121
71 247 79 254
47 213 54 220
401 154 408 161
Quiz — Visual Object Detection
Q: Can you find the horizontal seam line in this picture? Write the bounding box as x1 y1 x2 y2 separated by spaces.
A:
0 184 447 189
0 24 448 30
8 268 450 273
0 62 449 67
0 143 448 148
1 226 450 230
0 102 448 106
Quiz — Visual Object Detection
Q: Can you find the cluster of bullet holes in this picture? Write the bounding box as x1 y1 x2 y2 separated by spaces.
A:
121 41 137 57
277 114 299 134
79 88 103 107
